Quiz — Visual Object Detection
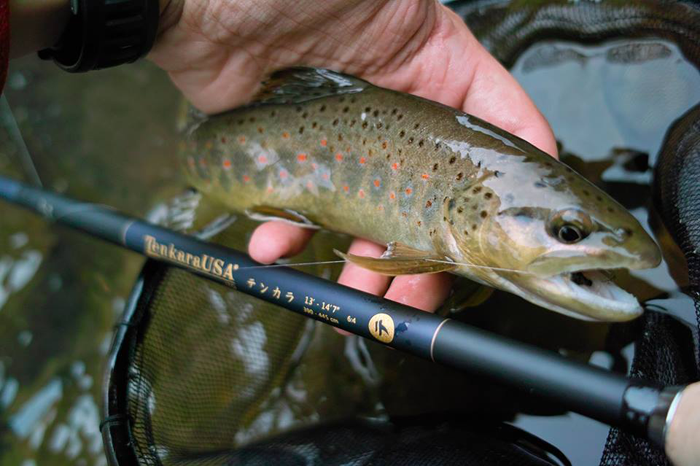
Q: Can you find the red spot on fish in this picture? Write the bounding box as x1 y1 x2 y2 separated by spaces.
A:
312 163 318 171
222 159 232 169
421 173 429 180
389 192 396 200
279 170 288 179
306 181 314 189
320 139 327 147
297 153 307 162
359 157 366 164
343 185 349 193
243 175 251 183
392 163 399 170
358 189 365 198
373 179 380 188
378 205 384 211
335 153 344 161
258 155 268 164
322 173 329 180
238 136 246 144
282 132 290 139
267 186 274 193
405 188 413 195
220 137 227 143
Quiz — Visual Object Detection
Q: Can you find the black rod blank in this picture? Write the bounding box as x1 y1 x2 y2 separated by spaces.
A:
0 175 683 445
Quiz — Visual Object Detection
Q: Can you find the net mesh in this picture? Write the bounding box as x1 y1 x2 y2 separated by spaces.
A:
451 1 700 465
108 199 567 466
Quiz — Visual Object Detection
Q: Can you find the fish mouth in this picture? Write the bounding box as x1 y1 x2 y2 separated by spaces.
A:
511 266 642 322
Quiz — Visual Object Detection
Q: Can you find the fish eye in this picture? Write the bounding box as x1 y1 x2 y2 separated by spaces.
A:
556 224 585 244
549 209 593 244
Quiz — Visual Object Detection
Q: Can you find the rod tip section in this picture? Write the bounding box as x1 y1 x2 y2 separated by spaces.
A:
665 382 700 466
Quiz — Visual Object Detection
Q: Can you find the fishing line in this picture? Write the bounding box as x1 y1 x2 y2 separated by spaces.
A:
0 96 43 187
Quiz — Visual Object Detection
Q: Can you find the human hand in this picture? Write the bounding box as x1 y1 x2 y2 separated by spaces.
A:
151 0 557 316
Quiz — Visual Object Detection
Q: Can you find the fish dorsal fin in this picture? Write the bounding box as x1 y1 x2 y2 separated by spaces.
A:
246 206 320 229
251 68 370 106
334 243 457 276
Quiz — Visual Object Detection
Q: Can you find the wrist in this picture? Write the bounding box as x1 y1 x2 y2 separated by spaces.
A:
10 0 71 58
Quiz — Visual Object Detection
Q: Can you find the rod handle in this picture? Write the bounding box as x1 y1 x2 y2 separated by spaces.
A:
665 382 700 466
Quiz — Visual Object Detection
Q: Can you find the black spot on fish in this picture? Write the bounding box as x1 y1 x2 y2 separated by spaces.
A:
270 110 276 117
456 172 464 181
392 108 398 115
296 106 302 112
464 230 469 236
473 187 482 194
399 130 405 138
397 114 404 121
607 207 614 213
414 123 420 130
302 112 308 119
449 156 456 164
365 107 371 112
312 122 318 129
433 163 438 172
534 181 546 188
350 120 356 127
494 170 503 178
333 119 339 126
480 211 488 218
362 122 368 129
257 127 264 134
373 110 379 117
583 190 590 196
249 117 255 122
457 207 463 214
596 195 603 202
343 106 349 113
377 122 383 129
299 126 304 134
338 134 343 141
339 97 345 103
237 119 244 125
320 105 326 112
484 192 492 200
426 200 432 208
408 137 414 144
472 224 477 231
350 96 357 103
418 140 424 147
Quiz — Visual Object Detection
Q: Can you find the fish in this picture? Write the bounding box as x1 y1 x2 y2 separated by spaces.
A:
179 67 661 322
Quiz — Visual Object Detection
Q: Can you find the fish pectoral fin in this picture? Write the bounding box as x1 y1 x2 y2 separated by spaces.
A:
245 206 320 229
446 280 495 313
334 248 457 276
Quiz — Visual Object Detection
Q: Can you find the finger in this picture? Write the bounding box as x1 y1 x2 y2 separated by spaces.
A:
384 272 454 313
380 6 558 158
335 238 393 335
248 221 315 264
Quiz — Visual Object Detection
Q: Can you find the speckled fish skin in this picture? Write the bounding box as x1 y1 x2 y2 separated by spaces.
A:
180 68 661 321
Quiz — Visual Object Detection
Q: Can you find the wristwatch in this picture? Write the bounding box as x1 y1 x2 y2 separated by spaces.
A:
38 0 160 72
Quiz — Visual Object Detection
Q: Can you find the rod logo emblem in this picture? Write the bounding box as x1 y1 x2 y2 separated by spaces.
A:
369 313 394 343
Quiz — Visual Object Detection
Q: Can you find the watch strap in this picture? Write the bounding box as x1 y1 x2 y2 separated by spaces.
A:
38 0 159 73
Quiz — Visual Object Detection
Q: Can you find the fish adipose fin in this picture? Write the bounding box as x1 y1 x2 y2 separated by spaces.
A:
334 242 457 275
245 206 320 229
249 68 370 106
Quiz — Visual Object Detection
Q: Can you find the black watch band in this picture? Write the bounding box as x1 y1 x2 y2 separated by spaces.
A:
38 0 160 73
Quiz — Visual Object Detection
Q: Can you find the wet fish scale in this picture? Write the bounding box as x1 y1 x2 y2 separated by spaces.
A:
187 86 498 250
181 67 661 321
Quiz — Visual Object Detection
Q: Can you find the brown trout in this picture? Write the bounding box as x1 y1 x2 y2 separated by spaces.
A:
180 68 661 321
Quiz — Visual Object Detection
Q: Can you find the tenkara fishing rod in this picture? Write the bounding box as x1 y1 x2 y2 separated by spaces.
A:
0 174 687 447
